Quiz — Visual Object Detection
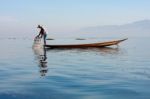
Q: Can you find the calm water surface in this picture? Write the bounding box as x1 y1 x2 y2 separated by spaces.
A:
0 37 150 99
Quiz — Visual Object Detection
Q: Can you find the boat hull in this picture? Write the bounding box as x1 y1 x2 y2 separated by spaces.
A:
45 38 127 48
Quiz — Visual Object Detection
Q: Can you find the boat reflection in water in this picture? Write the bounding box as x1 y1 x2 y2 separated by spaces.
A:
47 46 123 56
33 38 48 77
97 47 122 55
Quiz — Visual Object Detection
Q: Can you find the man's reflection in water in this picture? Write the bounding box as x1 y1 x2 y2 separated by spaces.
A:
39 47 48 76
33 38 48 77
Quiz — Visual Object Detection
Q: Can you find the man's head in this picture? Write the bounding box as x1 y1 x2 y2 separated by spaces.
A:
37 25 41 28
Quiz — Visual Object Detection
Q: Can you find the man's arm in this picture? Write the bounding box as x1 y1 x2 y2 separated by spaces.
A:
36 31 42 38
35 34 40 39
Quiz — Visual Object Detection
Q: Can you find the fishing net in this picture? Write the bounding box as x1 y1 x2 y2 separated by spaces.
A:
33 37 43 48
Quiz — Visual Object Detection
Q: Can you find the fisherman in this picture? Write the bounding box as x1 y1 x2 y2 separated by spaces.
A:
36 25 47 45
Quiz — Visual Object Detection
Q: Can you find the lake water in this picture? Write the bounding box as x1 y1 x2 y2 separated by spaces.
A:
0 37 150 99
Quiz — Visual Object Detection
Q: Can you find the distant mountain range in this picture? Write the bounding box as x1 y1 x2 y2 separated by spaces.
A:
77 20 150 37
1 19 150 38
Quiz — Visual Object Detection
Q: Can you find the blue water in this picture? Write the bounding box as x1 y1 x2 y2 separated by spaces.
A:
0 37 150 99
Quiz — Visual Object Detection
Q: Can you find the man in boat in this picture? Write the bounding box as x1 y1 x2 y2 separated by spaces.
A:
36 25 47 45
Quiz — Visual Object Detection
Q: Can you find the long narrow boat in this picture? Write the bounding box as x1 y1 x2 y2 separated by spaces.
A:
45 38 128 48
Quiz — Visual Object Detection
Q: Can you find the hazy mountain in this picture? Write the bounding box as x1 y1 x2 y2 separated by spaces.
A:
1 19 150 38
77 20 150 38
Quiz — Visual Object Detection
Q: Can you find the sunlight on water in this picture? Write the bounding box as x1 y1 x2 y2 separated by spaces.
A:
0 37 150 99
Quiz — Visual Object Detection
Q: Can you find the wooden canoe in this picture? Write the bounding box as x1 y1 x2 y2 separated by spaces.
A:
45 38 128 48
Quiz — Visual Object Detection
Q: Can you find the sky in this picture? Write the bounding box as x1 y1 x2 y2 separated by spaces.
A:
0 0 150 37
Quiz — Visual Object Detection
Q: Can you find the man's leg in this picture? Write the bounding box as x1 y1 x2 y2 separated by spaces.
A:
43 34 47 45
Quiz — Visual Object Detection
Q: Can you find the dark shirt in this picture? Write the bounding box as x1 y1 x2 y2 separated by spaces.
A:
39 27 46 35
